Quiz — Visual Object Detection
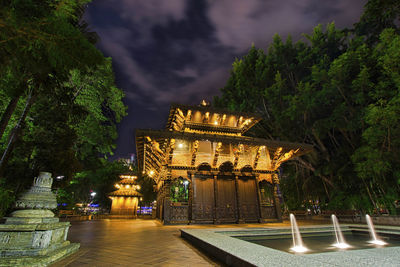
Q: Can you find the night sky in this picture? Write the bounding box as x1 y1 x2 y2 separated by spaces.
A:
84 0 367 159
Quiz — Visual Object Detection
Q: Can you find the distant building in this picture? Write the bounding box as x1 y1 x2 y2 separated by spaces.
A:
109 175 142 216
136 102 312 224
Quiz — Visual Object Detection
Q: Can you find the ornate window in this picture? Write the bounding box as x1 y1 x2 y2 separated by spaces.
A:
197 162 211 171
219 161 233 172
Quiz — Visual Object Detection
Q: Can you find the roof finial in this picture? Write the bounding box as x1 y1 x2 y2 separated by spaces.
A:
200 99 209 106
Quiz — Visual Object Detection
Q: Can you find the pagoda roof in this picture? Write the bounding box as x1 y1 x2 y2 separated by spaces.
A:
109 189 143 197
119 178 137 184
136 128 313 175
166 103 262 133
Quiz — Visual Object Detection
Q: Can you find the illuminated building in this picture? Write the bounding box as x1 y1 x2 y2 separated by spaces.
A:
109 175 142 216
136 102 312 224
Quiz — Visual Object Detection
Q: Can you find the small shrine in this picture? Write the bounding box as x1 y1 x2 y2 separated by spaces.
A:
109 175 142 216
136 102 313 224
0 172 79 266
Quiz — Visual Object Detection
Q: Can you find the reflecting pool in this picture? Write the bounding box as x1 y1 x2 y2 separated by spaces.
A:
236 231 400 254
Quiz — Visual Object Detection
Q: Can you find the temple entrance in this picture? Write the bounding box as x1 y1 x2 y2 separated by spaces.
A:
237 177 259 222
216 176 237 223
192 176 214 223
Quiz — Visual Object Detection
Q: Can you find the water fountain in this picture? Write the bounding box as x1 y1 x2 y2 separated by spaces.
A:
331 214 350 249
289 213 308 253
366 214 387 245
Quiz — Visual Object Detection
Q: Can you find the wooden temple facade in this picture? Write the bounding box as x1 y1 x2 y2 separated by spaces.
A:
136 103 312 224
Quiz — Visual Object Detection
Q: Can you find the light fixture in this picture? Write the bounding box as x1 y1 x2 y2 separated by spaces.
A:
90 192 96 197
178 143 183 148
214 121 218 125
149 170 154 176
183 180 189 185
136 185 141 190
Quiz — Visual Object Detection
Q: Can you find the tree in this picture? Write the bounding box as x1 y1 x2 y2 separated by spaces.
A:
0 2 127 215
352 29 400 214
214 4 400 213
0 0 104 170
354 0 400 44
137 174 157 206
215 23 351 205
58 160 129 210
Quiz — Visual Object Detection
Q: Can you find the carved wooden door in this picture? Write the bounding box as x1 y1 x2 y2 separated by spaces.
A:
238 177 259 222
192 176 214 223
216 176 237 223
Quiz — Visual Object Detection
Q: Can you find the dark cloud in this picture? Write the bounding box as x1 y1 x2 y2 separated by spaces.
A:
84 0 367 158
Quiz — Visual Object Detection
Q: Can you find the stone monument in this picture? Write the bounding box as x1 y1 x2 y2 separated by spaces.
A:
0 172 79 266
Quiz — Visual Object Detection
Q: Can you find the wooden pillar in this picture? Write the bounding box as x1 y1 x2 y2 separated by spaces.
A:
235 175 243 223
188 173 193 223
272 173 282 222
163 180 172 224
254 175 263 222
213 175 218 224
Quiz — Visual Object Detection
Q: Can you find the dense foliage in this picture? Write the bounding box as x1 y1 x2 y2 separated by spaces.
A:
57 160 130 210
215 0 400 214
0 1 127 216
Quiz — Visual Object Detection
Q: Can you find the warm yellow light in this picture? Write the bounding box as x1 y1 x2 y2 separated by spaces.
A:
136 185 141 190
221 114 226 124
214 121 218 125
178 143 183 148
149 170 155 176
126 185 130 189
115 183 119 188
120 175 137 179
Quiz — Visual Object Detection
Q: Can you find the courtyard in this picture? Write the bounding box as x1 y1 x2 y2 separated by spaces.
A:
51 218 400 267
52 219 298 266
52 219 224 266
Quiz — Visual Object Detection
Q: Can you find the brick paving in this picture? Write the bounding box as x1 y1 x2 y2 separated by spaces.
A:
52 219 225 267
51 219 322 267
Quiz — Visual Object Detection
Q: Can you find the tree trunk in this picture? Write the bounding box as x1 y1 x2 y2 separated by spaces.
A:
0 90 35 174
0 96 20 140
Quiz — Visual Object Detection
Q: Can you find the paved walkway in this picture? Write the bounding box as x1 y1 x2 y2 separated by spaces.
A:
51 219 319 267
52 219 222 266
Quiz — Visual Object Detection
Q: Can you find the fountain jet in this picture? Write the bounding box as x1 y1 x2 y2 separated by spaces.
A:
289 214 308 253
331 214 350 249
366 214 387 246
